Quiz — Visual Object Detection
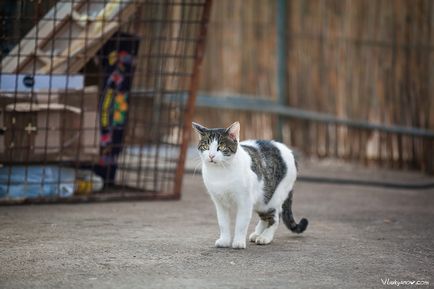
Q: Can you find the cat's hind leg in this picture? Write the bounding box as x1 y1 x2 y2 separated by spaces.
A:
255 209 279 245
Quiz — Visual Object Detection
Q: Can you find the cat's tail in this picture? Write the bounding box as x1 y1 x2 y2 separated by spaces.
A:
281 190 308 234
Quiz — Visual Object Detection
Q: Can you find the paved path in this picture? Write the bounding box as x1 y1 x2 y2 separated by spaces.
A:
1 162 433 289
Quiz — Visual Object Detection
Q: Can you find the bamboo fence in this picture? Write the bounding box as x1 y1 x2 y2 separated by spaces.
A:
195 0 434 174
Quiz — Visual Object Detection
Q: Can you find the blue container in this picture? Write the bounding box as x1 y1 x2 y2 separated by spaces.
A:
0 166 75 200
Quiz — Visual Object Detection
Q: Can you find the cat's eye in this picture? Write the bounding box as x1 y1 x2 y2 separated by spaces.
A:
199 142 209 150
218 143 230 153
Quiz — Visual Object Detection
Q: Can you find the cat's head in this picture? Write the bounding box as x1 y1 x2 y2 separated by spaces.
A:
192 121 240 165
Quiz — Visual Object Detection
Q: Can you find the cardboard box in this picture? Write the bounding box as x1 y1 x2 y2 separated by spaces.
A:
0 75 100 162
2 103 81 162
1 101 99 162
58 86 100 157
57 86 99 110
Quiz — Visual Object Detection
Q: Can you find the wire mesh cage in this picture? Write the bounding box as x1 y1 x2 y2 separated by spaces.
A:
0 0 212 204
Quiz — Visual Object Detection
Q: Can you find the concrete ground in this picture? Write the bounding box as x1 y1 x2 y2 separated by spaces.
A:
1 160 433 289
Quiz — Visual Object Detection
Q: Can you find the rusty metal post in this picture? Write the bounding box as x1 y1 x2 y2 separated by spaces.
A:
173 0 213 199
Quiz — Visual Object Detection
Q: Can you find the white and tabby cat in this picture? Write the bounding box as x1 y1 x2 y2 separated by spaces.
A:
192 121 308 249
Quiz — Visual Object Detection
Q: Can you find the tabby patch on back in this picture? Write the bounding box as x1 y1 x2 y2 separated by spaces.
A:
241 141 287 204
192 121 308 249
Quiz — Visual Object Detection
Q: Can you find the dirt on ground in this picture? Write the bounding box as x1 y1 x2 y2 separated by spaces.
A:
1 160 433 289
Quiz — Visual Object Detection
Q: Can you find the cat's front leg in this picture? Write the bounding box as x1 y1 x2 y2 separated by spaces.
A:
232 201 253 249
212 199 232 248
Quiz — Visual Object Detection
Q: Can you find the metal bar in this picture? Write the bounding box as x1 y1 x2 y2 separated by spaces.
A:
192 94 434 139
131 91 434 139
173 0 213 199
276 0 287 142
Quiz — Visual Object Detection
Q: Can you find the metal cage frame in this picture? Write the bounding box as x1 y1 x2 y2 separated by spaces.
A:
0 0 213 204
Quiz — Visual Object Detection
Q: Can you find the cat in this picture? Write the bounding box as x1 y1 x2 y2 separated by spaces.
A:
192 121 308 249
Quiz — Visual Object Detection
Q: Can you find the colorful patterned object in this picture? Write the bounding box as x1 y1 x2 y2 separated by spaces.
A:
113 92 128 125
97 32 139 183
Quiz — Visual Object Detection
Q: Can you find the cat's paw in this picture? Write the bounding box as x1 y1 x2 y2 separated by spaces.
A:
249 232 259 242
215 238 231 248
255 235 272 245
232 239 246 249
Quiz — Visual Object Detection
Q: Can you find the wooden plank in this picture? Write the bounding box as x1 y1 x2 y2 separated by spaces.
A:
71 10 88 28
40 22 119 74
1 1 86 73
34 49 52 65
40 0 138 74
2 0 137 75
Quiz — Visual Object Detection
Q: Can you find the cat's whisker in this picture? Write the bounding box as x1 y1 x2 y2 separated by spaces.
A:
193 161 202 176
190 152 203 176
220 160 229 170
191 156 201 164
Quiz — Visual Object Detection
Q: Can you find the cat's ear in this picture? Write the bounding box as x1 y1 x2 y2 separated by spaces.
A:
192 122 207 136
226 121 240 141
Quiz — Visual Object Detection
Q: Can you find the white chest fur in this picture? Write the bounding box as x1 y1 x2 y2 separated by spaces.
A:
203 168 238 193
202 153 252 204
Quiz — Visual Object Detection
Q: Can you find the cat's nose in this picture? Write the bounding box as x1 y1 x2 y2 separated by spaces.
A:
209 154 215 160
